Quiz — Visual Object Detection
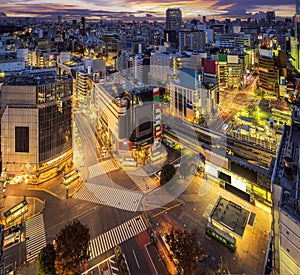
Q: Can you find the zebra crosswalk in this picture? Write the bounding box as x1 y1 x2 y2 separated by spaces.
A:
88 215 147 260
88 163 104 178
88 160 118 178
85 183 143 212
73 184 106 204
101 159 118 173
127 173 158 193
73 183 143 212
25 214 47 262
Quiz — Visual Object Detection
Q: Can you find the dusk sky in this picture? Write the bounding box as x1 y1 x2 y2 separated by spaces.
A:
0 0 297 20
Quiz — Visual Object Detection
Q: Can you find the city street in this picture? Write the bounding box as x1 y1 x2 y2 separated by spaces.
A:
2 102 273 275
147 173 272 274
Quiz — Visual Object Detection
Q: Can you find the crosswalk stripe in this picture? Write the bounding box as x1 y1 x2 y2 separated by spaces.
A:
73 184 106 204
134 218 144 233
25 214 47 262
131 221 140 235
84 183 144 212
114 227 122 244
105 231 111 250
106 232 112 252
95 237 100 256
120 222 128 239
102 232 109 252
106 231 113 250
87 160 118 179
91 241 96 258
88 215 147 260
126 172 158 193
98 234 104 254
93 241 98 258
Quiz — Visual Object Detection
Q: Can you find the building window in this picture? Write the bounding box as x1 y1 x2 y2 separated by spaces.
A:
15 127 29 153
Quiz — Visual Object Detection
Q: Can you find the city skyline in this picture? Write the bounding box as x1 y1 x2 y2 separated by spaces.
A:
1 0 300 273
0 0 297 21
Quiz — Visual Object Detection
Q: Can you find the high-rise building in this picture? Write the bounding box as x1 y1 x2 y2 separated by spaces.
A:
166 8 182 30
271 109 300 274
1 74 73 183
149 52 173 84
178 30 205 52
296 0 300 14
217 54 243 89
165 8 182 49
81 16 86 32
91 78 162 165
170 68 219 122
266 11 276 27
291 1 300 72
258 48 279 96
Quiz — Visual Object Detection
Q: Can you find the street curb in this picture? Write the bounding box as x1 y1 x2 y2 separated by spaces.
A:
69 180 83 197
27 187 59 198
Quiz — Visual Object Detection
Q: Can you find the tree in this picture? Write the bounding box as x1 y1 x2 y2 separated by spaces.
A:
115 246 129 275
37 243 56 275
160 164 176 185
55 219 90 275
165 228 206 275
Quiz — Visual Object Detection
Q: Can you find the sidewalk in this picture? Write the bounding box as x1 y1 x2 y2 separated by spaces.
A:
27 175 83 200
1 174 83 227
154 234 177 275
0 195 44 227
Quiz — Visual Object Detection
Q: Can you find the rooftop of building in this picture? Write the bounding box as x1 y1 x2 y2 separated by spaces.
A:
272 106 300 221
3 73 71 86
98 75 157 108
210 196 250 238
0 58 24 63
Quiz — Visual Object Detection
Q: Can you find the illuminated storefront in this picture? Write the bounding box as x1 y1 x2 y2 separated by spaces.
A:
205 159 271 206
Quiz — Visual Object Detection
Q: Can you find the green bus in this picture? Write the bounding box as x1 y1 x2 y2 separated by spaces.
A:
205 222 236 252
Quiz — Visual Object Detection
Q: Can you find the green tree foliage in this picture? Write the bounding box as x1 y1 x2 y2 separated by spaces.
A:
198 114 208 127
37 243 56 275
160 163 176 185
55 219 90 275
165 228 206 275
115 246 129 275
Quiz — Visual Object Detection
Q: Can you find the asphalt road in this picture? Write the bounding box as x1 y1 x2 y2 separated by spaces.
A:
147 173 271 275
121 237 153 275
3 241 26 274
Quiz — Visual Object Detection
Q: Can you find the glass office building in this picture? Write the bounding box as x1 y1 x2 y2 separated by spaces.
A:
1 74 73 183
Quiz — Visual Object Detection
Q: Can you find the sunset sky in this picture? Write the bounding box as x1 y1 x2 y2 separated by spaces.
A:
0 0 296 20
